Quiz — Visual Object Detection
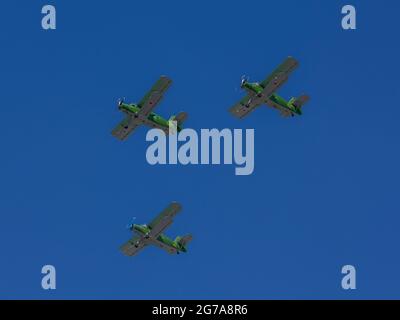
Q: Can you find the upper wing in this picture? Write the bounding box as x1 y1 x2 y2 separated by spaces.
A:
260 56 298 92
137 76 172 117
230 57 298 119
229 94 263 119
120 236 148 256
111 76 172 140
148 202 182 237
111 116 141 141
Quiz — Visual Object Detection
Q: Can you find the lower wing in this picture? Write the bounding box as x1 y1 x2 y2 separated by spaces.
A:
260 56 298 90
138 76 172 116
148 202 182 238
120 236 148 256
111 116 141 141
229 94 263 119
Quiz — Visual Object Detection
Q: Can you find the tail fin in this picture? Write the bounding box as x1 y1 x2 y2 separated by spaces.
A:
175 234 193 250
170 112 188 127
290 95 310 111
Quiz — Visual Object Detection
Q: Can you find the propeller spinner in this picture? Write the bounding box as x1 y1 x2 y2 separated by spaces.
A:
240 75 249 88
118 98 125 107
126 217 136 231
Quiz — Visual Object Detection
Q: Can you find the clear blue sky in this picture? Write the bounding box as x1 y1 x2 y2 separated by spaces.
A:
1 0 399 299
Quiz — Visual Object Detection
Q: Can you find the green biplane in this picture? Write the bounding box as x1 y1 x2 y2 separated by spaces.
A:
120 202 193 257
230 57 310 119
112 76 188 140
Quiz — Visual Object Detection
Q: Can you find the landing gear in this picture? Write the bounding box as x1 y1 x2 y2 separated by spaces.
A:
245 98 252 108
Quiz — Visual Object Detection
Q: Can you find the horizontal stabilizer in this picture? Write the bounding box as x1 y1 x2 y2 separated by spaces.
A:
174 112 188 126
177 234 193 247
291 95 310 109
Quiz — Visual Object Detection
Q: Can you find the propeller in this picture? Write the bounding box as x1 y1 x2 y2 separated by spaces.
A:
240 75 249 88
118 97 125 107
235 75 248 92
126 217 136 231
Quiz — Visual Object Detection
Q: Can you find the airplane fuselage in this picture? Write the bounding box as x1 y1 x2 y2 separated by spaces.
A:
242 81 264 95
119 103 183 132
133 224 186 253
242 82 301 115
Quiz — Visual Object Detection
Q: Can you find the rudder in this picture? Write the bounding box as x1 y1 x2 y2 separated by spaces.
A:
176 234 193 248
291 95 310 109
